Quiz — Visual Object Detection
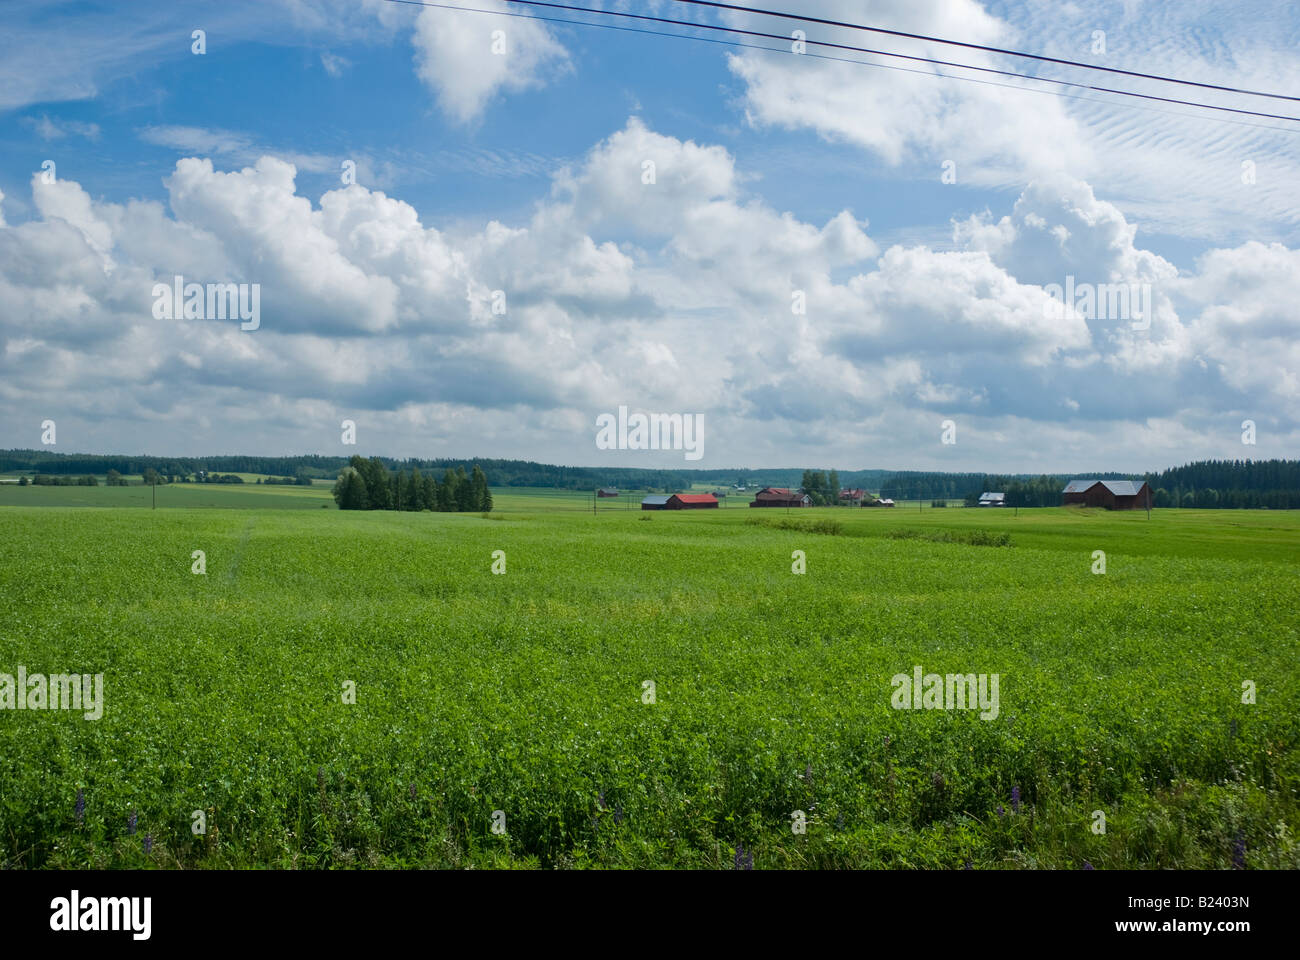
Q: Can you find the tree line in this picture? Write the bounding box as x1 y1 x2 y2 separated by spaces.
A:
332 456 492 512
25 474 98 486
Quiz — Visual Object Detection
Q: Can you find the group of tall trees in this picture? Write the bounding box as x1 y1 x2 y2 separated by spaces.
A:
799 469 845 505
332 456 492 512
28 474 97 486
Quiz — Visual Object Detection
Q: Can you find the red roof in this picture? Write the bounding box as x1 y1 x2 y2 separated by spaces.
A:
672 493 717 504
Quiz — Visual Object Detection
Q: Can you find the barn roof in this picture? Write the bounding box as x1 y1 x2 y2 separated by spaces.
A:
1063 479 1146 496
979 492 1005 501
641 495 671 505
1099 479 1145 496
672 493 717 504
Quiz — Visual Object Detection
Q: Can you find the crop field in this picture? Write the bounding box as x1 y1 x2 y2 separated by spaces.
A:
1 491 1297 869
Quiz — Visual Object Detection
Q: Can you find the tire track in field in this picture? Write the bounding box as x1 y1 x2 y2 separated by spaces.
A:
223 518 257 586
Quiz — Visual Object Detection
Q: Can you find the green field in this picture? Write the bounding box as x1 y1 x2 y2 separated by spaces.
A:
1 487 1297 869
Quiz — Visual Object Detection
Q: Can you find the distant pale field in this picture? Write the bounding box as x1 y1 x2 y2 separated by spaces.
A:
0 489 1296 868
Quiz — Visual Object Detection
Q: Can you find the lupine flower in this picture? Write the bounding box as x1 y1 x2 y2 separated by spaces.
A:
614 804 624 826
1232 830 1246 870
997 805 1005 818
1082 861 1094 870
127 809 137 835
598 790 607 810
1011 786 1021 814
804 764 813 785
143 835 153 854
963 859 972 870
409 783 417 801
733 843 747 870
75 789 85 824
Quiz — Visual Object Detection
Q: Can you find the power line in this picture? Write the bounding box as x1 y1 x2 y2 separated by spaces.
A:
379 0 1300 127
669 0 1300 104
487 0 1300 123
488 2 1300 136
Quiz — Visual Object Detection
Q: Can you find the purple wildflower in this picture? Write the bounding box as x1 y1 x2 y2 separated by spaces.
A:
963 859 972 870
409 783 417 801
127 809 137 835
734 843 753 870
1010 786 1021 814
614 804 624 826
997 805 1005 818
75 789 85 824
143 835 153 854
1232 830 1246 870
1082 861 1094 870
598 790 608 810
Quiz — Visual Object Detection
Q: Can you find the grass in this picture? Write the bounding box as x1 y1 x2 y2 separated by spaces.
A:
0 490 1296 869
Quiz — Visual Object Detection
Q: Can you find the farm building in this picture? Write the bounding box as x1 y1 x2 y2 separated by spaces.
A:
597 487 619 498
862 497 895 507
749 487 811 508
979 492 1006 506
839 488 866 503
668 493 718 510
1062 479 1152 510
641 495 671 510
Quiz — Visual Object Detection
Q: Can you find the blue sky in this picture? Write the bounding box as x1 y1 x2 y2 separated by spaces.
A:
0 0 1297 471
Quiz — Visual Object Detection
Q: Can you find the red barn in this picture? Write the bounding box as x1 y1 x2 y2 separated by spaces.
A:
749 487 811 507
667 493 718 509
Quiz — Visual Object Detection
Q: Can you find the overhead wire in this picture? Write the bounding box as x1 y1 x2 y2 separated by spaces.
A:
377 0 1300 134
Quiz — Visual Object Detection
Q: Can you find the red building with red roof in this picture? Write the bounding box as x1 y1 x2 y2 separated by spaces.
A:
667 493 719 509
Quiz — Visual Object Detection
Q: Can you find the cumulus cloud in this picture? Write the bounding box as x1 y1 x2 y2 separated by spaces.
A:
411 0 569 124
0 118 1296 469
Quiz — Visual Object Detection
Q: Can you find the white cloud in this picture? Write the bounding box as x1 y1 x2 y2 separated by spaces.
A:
25 115 101 140
411 0 569 124
0 117 1296 469
320 51 351 76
